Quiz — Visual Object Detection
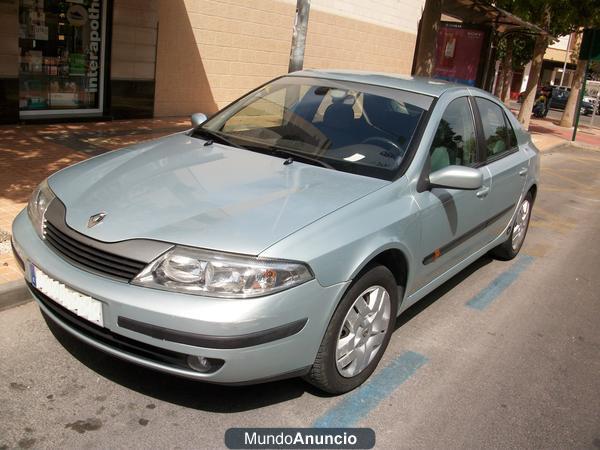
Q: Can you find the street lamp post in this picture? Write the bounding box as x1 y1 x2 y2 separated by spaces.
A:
288 0 311 73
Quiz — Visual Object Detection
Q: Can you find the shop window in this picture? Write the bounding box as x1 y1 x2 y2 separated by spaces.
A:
18 0 105 115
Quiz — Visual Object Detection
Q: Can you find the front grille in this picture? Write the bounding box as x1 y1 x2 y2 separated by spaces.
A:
44 220 146 282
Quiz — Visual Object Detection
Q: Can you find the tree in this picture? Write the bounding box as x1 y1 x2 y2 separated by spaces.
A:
495 34 535 105
414 0 442 77
559 38 586 127
559 29 600 128
500 43 514 104
512 0 600 129
516 2 551 129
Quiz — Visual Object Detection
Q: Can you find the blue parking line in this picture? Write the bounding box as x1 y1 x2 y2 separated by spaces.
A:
466 255 534 310
312 351 428 428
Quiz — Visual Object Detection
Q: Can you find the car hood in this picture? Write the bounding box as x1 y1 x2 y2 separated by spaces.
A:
48 133 388 255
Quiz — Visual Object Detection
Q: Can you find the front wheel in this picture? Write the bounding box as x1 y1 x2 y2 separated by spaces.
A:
305 265 398 394
491 192 533 260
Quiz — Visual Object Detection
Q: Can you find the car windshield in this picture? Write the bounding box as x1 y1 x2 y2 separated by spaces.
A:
195 76 433 180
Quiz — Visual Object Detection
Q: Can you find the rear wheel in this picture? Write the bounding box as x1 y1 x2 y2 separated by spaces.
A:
305 265 398 394
491 192 533 260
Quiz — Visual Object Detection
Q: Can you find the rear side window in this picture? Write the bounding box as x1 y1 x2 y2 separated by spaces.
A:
505 114 518 149
475 97 512 160
429 97 477 172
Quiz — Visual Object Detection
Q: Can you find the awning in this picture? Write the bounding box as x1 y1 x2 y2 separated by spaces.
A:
442 0 548 36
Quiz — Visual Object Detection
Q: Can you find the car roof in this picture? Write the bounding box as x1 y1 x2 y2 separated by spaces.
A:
288 69 470 97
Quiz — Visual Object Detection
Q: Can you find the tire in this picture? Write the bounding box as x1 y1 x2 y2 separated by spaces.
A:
305 265 399 394
491 192 533 261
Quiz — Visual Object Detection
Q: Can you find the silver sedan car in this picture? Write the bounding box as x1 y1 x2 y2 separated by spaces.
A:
12 70 539 393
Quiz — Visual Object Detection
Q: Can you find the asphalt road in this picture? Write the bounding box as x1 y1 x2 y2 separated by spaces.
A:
1 145 599 450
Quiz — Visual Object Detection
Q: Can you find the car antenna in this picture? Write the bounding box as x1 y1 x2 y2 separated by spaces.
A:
204 140 213 146
283 157 294 165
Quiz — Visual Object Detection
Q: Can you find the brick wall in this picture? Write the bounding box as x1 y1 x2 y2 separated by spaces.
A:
0 0 18 123
154 0 420 117
111 0 159 81
310 0 425 35
303 7 417 74
110 0 159 118
154 0 295 116
0 0 18 78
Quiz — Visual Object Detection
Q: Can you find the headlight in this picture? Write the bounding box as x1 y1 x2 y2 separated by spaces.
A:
132 246 313 298
27 179 56 238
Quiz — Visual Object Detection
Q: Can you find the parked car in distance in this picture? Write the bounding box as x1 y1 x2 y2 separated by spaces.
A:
518 85 594 115
12 70 539 394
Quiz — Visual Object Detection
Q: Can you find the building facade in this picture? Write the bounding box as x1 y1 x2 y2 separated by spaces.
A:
0 0 428 123
4 0 536 124
541 33 579 88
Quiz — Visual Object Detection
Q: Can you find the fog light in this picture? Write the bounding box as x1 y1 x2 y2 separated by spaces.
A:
187 355 224 373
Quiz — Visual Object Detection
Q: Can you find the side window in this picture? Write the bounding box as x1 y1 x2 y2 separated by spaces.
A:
505 114 518 149
475 97 511 160
429 97 477 172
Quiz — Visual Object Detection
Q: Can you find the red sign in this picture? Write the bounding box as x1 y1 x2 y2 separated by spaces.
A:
433 25 486 86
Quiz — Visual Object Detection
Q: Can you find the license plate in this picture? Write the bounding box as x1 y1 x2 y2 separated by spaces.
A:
30 264 104 327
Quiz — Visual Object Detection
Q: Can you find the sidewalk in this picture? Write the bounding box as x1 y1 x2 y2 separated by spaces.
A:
510 108 600 150
0 114 598 288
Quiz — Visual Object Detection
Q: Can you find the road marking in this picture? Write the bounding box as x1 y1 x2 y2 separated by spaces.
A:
312 351 427 428
466 255 534 310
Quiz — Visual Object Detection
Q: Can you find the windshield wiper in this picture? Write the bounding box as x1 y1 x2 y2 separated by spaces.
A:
192 128 333 170
191 128 246 150
269 147 334 170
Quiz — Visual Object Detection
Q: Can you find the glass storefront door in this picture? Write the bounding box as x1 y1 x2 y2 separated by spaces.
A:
18 0 106 118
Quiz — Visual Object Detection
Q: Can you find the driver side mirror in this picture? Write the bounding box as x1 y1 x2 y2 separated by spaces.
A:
428 165 483 190
191 113 208 128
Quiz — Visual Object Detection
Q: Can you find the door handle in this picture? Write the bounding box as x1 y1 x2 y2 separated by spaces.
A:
476 187 490 198
519 167 528 177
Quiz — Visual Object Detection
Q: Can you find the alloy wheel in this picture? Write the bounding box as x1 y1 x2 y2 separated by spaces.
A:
512 199 531 251
335 285 391 378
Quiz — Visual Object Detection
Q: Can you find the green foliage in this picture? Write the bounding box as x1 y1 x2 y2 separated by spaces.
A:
495 0 600 69
505 0 600 38
497 35 536 68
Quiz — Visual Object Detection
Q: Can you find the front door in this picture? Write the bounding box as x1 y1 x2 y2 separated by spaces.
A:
415 96 491 289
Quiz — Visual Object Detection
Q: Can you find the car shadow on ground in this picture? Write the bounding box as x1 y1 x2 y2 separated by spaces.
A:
42 255 494 412
394 255 493 330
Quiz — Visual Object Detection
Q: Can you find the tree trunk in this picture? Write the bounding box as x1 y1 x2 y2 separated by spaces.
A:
414 0 442 77
500 42 513 105
494 62 505 97
517 34 548 129
502 72 513 105
559 58 587 128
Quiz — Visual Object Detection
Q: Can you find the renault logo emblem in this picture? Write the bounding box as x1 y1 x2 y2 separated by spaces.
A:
87 212 106 228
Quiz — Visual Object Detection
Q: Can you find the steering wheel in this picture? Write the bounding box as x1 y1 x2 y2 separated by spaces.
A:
360 136 404 158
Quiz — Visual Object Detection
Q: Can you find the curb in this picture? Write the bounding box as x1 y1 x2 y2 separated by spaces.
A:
0 279 32 312
567 140 600 152
536 140 599 153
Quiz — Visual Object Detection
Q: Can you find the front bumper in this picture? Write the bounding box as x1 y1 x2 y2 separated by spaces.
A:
12 210 349 384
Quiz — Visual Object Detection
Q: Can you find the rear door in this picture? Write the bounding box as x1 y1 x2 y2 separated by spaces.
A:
472 97 529 242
